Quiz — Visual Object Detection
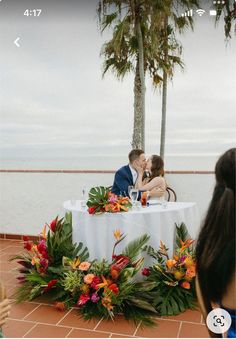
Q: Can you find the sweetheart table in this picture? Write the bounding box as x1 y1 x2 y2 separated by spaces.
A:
63 201 200 262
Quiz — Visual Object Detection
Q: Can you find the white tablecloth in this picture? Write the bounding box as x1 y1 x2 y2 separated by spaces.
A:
63 201 200 263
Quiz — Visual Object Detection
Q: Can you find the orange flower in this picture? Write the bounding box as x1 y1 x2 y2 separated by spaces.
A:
54 301 66 312
113 229 122 240
102 296 113 311
79 261 91 271
186 266 196 279
179 239 194 253
181 281 190 289
84 274 95 284
166 259 177 269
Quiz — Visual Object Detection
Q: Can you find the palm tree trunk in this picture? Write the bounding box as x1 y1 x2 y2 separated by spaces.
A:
136 20 146 151
160 16 168 159
132 59 143 149
132 14 145 150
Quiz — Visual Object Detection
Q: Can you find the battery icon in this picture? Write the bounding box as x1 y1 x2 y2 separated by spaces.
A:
210 9 217 16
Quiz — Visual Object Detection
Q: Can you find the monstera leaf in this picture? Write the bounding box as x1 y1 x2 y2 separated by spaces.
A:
86 186 109 208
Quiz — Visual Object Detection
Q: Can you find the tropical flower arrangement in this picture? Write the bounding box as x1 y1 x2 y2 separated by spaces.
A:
11 215 157 325
141 223 197 316
86 186 132 214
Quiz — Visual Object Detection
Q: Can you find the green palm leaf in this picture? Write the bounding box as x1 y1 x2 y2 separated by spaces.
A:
122 234 150 262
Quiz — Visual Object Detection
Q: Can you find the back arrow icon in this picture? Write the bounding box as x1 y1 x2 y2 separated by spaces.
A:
14 37 20 47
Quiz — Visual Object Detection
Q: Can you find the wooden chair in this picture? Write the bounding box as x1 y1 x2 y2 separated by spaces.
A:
165 186 177 202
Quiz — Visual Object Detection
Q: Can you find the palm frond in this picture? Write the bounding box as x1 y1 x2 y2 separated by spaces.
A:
122 234 150 262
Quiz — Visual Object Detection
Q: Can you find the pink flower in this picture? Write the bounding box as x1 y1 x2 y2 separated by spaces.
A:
84 274 95 284
79 262 91 271
91 293 100 303
40 258 48 268
77 293 90 306
142 268 151 276
108 193 118 203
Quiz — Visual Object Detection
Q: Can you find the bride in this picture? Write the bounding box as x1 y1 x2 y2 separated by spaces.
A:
134 155 166 199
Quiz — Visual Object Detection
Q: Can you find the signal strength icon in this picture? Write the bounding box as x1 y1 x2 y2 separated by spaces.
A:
181 9 193 17
196 9 205 16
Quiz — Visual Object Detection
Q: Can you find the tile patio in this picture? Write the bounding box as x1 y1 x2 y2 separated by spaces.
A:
0 239 210 338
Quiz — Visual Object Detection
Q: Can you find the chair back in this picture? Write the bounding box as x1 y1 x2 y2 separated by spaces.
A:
166 186 177 202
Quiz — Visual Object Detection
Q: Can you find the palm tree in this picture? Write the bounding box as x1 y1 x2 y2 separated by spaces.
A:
98 0 186 150
214 0 235 38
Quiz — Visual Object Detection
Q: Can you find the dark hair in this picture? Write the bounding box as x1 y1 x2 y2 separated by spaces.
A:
149 155 164 180
128 149 144 163
196 148 236 313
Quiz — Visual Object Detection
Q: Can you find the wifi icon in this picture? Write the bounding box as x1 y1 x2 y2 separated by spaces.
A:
196 9 205 16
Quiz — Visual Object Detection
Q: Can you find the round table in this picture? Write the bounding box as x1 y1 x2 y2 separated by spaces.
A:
63 201 200 263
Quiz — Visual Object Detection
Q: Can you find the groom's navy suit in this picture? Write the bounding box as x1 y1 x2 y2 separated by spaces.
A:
111 164 133 196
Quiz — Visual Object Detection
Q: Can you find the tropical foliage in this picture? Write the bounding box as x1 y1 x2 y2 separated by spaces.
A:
11 220 157 325
87 186 132 214
141 223 197 316
11 213 89 303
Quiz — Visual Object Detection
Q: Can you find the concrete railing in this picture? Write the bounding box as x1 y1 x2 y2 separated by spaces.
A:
0 170 215 236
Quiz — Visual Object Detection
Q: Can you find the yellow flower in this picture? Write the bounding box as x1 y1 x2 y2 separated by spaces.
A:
80 284 89 293
113 229 122 240
173 270 184 280
70 257 81 270
184 257 194 268
40 225 47 240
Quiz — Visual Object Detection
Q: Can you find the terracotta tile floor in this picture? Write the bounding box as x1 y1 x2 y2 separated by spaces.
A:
0 239 210 338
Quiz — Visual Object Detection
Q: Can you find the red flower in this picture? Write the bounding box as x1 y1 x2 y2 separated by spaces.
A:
91 276 101 289
88 207 96 214
112 255 130 270
47 279 57 289
23 236 30 242
77 293 90 306
37 240 47 253
142 268 151 276
24 242 32 251
49 218 58 232
108 283 119 295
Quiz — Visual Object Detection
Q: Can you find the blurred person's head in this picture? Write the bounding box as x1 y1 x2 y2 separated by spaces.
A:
128 149 146 169
146 155 164 178
196 148 235 310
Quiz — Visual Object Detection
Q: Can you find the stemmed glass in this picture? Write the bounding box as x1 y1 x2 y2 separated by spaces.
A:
129 188 139 209
81 186 87 209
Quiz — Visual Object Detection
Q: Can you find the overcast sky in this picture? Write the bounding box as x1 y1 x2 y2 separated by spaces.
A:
0 0 235 167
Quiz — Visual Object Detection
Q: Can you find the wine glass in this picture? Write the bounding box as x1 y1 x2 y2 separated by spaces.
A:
128 185 134 197
129 188 139 208
81 186 87 209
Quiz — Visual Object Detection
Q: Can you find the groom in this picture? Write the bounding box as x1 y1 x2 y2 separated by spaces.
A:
111 149 146 196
